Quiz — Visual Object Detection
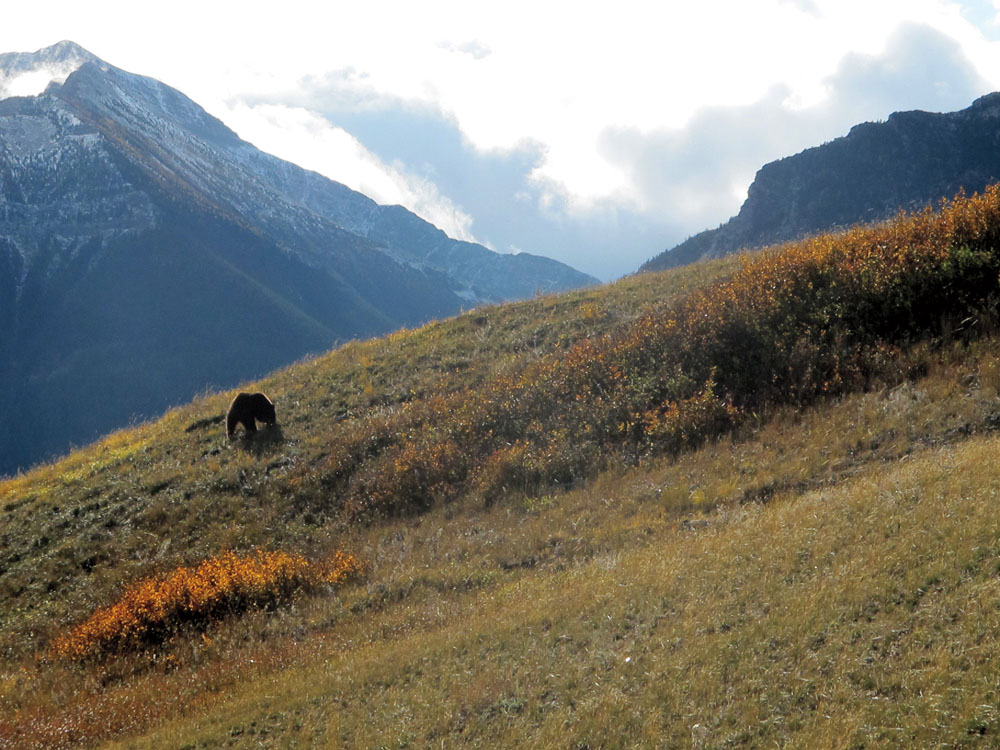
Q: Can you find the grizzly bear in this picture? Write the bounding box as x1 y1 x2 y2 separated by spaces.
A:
226 392 277 438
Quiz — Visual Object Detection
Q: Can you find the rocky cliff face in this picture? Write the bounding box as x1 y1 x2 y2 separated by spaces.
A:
0 42 595 475
643 93 1000 271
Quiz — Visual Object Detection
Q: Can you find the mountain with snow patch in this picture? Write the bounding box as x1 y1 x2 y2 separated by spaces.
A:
0 41 595 475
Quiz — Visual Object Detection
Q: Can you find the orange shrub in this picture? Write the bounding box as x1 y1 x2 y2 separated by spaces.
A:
51 549 363 660
640 378 740 455
306 186 1000 518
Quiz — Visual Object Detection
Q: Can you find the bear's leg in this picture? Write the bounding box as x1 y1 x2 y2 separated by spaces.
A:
244 418 257 433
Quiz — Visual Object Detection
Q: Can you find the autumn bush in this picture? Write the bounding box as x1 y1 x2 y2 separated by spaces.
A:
50 549 363 660
294 187 1000 519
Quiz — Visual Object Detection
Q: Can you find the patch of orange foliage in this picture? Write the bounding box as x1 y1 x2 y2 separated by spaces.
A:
295 187 1000 518
51 549 362 660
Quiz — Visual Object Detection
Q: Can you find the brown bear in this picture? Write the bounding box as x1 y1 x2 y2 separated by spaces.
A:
226 392 277 438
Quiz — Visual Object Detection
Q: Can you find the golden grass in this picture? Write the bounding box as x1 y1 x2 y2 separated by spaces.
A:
84 428 1000 749
9 190 1000 747
1 339 997 748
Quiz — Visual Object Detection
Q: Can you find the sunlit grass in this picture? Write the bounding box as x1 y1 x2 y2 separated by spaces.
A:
85 428 1000 749
5 337 1000 748
7 189 1000 746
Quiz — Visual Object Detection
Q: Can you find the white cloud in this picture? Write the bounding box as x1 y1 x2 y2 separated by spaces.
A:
0 63 77 99
221 101 481 244
437 39 492 60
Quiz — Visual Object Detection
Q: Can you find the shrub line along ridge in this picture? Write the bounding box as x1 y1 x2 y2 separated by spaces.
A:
301 187 1000 518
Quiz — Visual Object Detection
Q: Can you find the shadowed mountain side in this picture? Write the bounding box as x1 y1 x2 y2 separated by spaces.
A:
227 149 599 301
0 200 443 473
0 42 594 475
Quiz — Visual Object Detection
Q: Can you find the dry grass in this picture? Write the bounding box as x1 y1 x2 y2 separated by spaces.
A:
8 192 1000 747
4 340 1000 748
81 423 1000 749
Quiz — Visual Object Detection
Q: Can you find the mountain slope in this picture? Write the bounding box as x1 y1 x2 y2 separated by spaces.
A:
236 153 597 301
7 189 1000 747
0 42 594 475
643 92 1000 271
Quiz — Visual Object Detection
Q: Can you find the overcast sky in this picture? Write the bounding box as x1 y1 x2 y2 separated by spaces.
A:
3 1 1000 279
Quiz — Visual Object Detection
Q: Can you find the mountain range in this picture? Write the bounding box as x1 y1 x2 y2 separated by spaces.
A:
0 41 596 476
643 92 1000 270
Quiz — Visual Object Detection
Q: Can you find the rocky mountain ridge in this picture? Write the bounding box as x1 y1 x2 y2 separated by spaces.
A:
643 92 1000 270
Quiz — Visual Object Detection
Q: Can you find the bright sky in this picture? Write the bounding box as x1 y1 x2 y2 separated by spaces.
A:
3 0 1000 279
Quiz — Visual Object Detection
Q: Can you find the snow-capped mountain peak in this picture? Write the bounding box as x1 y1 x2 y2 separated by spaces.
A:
0 40 99 101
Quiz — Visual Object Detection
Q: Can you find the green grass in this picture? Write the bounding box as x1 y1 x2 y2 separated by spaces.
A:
8 191 1000 747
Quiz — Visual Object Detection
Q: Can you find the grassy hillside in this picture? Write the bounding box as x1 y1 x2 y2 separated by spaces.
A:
6 188 1000 747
